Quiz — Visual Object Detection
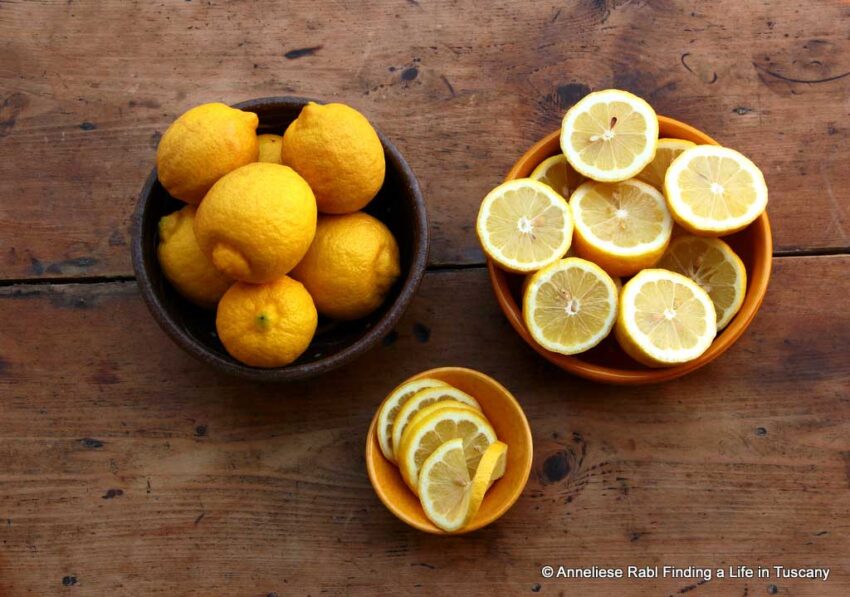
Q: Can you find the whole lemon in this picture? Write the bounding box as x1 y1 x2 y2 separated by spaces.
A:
156 103 259 204
216 276 318 368
257 133 283 164
281 102 385 214
194 162 317 284
157 205 233 308
291 212 401 320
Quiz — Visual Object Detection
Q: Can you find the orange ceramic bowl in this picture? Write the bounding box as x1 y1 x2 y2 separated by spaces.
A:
366 367 533 534
488 116 772 385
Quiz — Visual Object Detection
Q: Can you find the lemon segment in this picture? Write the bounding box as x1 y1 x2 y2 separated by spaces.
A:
523 257 618 355
560 89 658 182
657 236 747 330
391 386 482 461
615 269 717 367
664 145 768 235
635 138 696 190
398 407 496 495
569 179 672 277
466 441 508 524
417 439 474 532
477 178 573 273
529 154 585 199
376 378 450 463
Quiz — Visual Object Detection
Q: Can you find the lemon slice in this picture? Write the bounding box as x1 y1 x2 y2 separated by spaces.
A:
398 407 496 494
529 154 585 199
656 235 747 330
635 138 696 190
403 400 480 445
466 440 508 522
476 179 573 273
523 258 618 355
615 269 717 367
561 89 659 182
417 439 473 532
664 145 768 235
377 378 449 463
391 386 481 461
570 179 673 276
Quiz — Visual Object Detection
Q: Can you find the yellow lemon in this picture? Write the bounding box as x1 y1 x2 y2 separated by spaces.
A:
281 102 385 214
291 212 400 320
194 163 317 283
157 205 233 308
465 440 508 524
215 276 317 368
257 133 283 164
156 103 259 204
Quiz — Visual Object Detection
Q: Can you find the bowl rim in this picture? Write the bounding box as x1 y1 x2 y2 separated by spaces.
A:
487 115 773 385
131 96 430 382
365 366 533 534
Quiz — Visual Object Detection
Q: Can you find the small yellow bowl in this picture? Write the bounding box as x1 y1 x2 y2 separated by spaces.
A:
365 367 533 534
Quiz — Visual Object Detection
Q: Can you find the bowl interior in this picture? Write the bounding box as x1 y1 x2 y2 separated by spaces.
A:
134 97 426 379
366 367 533 534
489 116 772 384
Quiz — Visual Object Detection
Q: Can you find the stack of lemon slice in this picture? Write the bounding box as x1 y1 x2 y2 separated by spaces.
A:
477 88 768 366
376 378 508 532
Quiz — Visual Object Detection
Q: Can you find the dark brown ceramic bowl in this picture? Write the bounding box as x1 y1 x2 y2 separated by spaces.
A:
132 96 429 381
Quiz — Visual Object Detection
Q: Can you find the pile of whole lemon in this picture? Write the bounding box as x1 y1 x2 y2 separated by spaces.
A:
156 102 401 368
477 89 768 367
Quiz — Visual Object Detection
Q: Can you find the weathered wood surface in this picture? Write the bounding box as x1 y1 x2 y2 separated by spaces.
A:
0 256 848 595
0 0 848 279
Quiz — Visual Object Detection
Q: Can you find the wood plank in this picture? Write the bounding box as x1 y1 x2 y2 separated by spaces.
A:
0 255 847 595
0 1 847 279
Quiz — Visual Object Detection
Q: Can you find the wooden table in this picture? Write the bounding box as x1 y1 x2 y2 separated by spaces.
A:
1 1 848 595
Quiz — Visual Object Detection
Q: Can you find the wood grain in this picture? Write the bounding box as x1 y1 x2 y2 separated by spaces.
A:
0 0 848 279
0 256 847 595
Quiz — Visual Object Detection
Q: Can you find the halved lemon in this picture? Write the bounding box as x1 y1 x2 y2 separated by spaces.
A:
391 386 481 461
376 377 449 463
466 440 508 523
664 145 768 235
635 138 696 190
615 269 717 367
476 179 573 273
561 89 659 182
523 257 618 355
417 438 473 532
398 407 496 494
657 235 747 330
570 178 673 276
529 154 585 199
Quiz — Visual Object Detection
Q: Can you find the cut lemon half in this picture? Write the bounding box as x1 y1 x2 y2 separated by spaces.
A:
418 439 473 532
377 377 449 463
523 258 618 355
657 235 747 330
391 386 481 461
636 138 696 190
570 179 673 276
529 154 585 199
664 145 768 235
476 179 573 273
615 269 717 367
561 89 659 182
398 407 496 494
466 440 508 523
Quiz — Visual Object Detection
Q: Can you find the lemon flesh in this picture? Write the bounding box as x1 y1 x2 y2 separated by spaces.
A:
529 154 585 199
616 269 717 367
664 145 768 235
477 179 572 273
377 378 449 463
523 257 618 355
636 138 695 190
570 179 672 277
657 235 747 330
561 89 658 182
